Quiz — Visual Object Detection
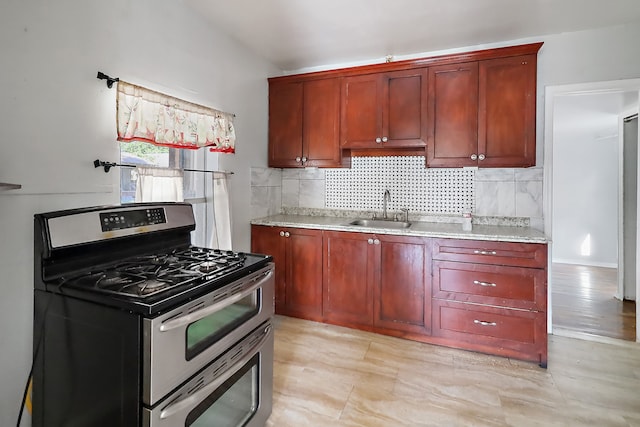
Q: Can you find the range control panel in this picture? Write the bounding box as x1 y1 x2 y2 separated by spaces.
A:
100 207 167 232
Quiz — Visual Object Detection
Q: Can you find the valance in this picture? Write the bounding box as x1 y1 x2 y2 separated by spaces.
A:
116 81 235 153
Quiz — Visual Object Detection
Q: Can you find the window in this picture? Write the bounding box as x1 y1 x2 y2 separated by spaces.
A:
119 142 212 246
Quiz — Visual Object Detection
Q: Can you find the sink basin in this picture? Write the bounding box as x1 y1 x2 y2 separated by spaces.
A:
348 219 412 229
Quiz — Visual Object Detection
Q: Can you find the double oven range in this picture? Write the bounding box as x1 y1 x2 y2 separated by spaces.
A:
32 202 274 427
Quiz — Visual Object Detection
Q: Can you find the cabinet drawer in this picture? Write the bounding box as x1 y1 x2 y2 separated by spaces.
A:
433 261 546 310
432 300 546 352
432 239 547 268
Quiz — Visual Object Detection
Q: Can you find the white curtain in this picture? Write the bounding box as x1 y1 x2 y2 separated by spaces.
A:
209 173 232 250
116 80 236 153
135 167 184 202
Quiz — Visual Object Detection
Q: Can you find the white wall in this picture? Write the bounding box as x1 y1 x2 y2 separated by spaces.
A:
0 1 277 425
552 127 619 266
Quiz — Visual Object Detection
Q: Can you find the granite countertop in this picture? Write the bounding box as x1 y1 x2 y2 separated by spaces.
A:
251 214 549 244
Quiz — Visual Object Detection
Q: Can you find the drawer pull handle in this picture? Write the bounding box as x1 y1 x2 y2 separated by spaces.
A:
473 280 496 287
474 319 497 327
473 250 497 255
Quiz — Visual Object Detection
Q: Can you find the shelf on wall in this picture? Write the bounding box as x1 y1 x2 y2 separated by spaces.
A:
0 182 22 191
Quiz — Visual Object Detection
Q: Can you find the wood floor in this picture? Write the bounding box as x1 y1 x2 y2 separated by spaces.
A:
268 315 640 427
551 263 636 341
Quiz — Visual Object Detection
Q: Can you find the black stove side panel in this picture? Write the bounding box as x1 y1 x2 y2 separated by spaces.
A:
33 290 141 427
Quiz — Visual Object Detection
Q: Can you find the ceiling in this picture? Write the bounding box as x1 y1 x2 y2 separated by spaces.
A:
185 0 640 72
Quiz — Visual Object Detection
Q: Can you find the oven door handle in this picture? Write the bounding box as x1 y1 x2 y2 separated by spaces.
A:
159 269 273 332
159 324 272 420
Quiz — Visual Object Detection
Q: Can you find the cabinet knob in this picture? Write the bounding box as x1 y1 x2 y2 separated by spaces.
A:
295 157 301 162
375 137 382 144
470 154 478 161
367 238 374 244
478 154 485 161
381 136 388 143
301 156 307 163
374 239 380 245
285 232 290 238
279 231 285 237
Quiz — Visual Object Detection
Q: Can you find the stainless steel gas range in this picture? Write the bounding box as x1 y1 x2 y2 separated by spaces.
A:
32 202 274 427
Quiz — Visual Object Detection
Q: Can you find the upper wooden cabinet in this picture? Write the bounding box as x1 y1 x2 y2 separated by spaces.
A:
478 54 537 167
427 62 479 167
268 42 542 168
340 69 428 151
427 53 538 167
268 78 341 168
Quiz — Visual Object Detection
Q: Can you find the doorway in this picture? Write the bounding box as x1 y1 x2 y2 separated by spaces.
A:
544 80 640 342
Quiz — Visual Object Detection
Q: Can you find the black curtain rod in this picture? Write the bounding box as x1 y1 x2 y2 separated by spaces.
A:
97 71 119 88
93 159 233 175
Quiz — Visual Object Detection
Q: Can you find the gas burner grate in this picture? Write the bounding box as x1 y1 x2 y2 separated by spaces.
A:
67 246 250 299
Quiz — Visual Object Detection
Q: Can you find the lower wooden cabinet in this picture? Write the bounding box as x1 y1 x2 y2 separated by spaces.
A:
251 225 547 366
431 238 548 367
323 231 376 326
322 232 431 335
251 225 323 321
374 234 431 335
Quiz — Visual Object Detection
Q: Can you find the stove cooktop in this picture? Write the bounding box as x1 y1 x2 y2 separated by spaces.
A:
69 247 250 299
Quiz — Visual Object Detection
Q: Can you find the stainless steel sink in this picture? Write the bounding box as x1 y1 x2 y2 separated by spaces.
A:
348 219 412 229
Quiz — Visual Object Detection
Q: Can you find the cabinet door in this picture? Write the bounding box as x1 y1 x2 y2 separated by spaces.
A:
284 228 323 321
383 68 428 148
340 74 381 148
374 235 431 334
303 78 342 167
427 62 478 167
251 225 286 312
268 81 303 167
323 231 375 326
478 54 537 167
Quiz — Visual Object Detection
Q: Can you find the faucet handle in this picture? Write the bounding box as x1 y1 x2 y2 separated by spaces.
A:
400 208 409 222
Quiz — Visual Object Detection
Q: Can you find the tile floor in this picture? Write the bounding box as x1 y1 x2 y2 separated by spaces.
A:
268 315 640 427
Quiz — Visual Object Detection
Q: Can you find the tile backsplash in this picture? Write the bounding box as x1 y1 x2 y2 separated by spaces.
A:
326 156 474 214
251 156 544 230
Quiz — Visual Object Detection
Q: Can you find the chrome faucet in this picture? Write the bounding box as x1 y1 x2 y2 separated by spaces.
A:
382 189 391 219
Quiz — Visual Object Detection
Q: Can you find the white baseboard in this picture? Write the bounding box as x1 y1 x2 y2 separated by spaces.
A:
552 258 617 269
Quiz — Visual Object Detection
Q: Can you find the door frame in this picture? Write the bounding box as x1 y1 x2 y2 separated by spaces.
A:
543 78 640 342
618 109 640 301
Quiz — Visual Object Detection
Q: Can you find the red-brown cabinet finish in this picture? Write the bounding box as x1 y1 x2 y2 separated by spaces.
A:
251 225 323 321
432 300 545 350
302 78 342 167
375 235 431 335
268 78 341 168
323 232 431 336
322 231 376 326
432 239 547 268
478 54 537 167
426 62 479 167
431 238 547 367
268 81 303 168
432 261 546 311
341 69 427 150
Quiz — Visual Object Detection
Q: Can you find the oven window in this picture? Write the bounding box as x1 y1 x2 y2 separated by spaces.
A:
186 291 260 360
186 354 259 427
